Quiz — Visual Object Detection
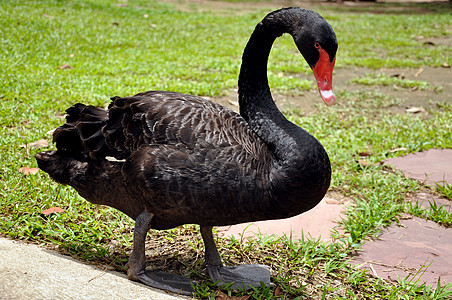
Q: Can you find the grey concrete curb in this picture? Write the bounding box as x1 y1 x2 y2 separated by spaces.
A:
0 236 187 300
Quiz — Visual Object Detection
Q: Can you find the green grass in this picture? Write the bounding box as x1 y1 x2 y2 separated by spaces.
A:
351 73 442 91
1 0 452 299
436 183 452 200
329 12 452 69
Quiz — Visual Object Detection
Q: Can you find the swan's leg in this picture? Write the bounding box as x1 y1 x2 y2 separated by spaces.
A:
200 225 272 290
200 226 223 279
127 211 194 295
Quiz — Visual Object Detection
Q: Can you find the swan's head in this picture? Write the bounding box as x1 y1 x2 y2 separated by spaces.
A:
294 11 338 106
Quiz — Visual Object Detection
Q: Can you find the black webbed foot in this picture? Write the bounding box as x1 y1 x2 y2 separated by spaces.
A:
135 269 194 295
201 226 273 290
207 264 272 290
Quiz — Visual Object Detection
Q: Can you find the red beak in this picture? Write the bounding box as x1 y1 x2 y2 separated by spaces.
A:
312 48 336 106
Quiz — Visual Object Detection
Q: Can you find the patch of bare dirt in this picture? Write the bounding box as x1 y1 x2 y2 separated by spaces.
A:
417 34 452 47
209 66 452 115
159 0 316 15
160 0 451 15
334 66 452 114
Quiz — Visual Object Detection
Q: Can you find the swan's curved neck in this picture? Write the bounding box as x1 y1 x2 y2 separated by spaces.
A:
238 9 309 160
238 19 283 120
236 8 331 220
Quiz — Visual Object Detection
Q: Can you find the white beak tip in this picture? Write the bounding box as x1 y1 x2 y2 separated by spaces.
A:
320 90 336 106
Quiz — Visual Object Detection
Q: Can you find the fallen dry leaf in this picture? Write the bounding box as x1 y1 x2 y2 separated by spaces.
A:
326 198 346 205
58 64 73 69
414 67 424 78
21 139 49 149
274 285 281 296
442 62 450 68
228 100 239 106
41 207 65 215
406 106 426 114
388 147 408 153
20 139 49 155
357 160 371 167
19 167 40 175
391 73 405 79
358 151 372 157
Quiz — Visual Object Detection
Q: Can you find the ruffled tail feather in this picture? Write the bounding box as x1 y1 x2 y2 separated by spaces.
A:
53 103 109 160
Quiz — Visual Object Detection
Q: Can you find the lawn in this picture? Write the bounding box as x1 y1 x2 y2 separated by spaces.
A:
1 0 452 299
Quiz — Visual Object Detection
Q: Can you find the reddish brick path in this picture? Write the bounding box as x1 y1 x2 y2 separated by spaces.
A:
220 149 452 286
351 214 452 286
384 149 452 186
218 196 348 241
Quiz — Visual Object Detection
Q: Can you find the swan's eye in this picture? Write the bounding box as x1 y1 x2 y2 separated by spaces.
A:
314 42 321 49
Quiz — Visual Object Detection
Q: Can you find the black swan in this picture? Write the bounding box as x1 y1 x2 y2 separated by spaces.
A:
35 7 337 295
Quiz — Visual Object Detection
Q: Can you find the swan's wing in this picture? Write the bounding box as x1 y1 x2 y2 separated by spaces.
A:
101 91 273 227
103 90 267 161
